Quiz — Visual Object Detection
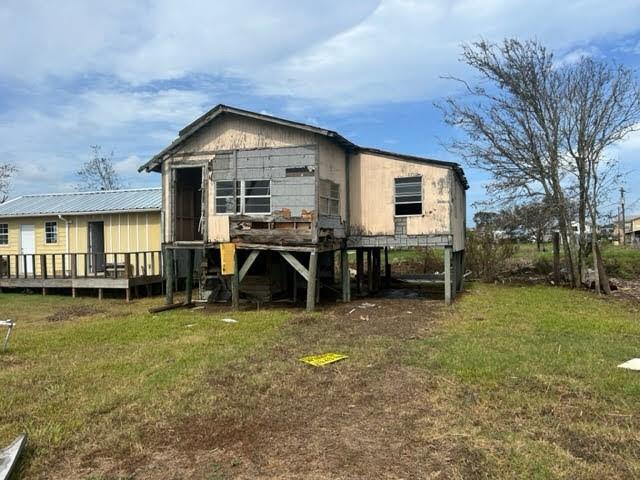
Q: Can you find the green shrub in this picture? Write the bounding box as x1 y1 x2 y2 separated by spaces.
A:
466 230 516 281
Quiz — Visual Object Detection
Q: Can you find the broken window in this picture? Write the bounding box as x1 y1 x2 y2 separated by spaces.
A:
394 176 422 216
45 221 58 244
216 180 271 215
0 223 7 245
319 179 340 216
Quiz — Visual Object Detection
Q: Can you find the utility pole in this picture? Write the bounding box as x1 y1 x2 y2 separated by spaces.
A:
620 187 626 246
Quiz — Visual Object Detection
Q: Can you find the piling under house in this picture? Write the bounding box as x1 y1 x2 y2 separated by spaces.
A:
139 105 468 310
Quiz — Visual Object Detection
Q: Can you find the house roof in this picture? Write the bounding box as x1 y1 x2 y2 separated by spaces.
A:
0 188 162 218
139 104 468 189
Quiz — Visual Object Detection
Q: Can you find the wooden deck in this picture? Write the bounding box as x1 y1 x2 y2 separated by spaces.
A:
0 251 162 300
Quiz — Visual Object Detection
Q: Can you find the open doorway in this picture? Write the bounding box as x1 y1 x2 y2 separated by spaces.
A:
88 221 105 273
175 167 203 241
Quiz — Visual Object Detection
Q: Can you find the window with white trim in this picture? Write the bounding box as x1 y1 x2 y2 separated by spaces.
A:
0 223 8 245
319 179 340 216
394 176 422 215
45 221 58 244
215 180 271 215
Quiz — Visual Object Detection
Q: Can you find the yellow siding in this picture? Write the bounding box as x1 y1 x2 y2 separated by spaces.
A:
0 212 162 276
349 152 451 236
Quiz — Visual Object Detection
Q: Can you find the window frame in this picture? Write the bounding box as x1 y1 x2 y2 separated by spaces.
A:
215 179 271 215
319 179 340 216
45 221 58 244
0 223 8 246
394 175 423 217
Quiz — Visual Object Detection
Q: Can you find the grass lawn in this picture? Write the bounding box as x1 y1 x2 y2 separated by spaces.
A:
1 285 640 479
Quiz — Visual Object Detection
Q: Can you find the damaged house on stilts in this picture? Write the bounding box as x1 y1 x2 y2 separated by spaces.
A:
139 105 468 311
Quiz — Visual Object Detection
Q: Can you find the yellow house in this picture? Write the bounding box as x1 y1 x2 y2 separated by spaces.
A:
0 188 163 299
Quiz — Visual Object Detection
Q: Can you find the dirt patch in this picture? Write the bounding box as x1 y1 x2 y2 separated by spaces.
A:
46 305 104 322
93 297 470 479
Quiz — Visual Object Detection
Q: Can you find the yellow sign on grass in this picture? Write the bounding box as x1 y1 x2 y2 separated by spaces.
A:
300 352 348 367
220 243 236 275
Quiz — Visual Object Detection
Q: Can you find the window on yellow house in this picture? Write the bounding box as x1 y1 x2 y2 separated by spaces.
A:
0 223 7 245
45 221 58 244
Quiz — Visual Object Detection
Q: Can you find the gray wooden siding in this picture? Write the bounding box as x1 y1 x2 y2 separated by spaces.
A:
211 146 317 216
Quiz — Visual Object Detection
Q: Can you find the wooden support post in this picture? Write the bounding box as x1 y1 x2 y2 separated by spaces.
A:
306 251 318 312
164 247 174 305
458 250 466 292
444 246 453 305
356 249 364 294
124 253 131 279
185 249 194 305
384 247 391 288
552 231 560 285
72 287 77 298
126 288 131 303
451 250 458 301
367 249 373 293
42 287 47 296
372 248 381 292
340 248 350 302
98 288 103 301
231 249 240 310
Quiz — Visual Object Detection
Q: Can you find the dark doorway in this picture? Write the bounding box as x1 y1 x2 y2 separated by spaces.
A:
175 167 203 241
88 221 105 273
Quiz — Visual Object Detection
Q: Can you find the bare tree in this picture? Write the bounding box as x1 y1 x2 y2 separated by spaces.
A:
76 145 122 191
563 58 640 293
438 39 580 286
0 162 17 203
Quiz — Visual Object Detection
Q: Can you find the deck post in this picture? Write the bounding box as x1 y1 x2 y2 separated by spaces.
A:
340 248 350 302
40 255 47 280
126 288 131 303
356 249 364 294
185 249 194 305
444 246 453 305
72 288 77 298
164 247 174 305
384 247 391 288
70 254 77 279
306 251 318 312
231 249 240 310
98 288 103 301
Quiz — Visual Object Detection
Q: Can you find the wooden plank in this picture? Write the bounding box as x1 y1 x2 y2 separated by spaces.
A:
279 251 310 282
185 249 194 305
164 247 174 305
444 246 452 305
306 251 318 312
231 249 240 310
340 248 350 302
239 250 260 283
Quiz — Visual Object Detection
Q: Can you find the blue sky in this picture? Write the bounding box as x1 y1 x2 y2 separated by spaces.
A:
1 0 640 218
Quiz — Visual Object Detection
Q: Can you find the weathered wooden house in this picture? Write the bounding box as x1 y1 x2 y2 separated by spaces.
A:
139 105 468 310
0 188 163 299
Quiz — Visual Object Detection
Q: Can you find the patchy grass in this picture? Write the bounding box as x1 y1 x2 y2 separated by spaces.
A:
1 285 640 479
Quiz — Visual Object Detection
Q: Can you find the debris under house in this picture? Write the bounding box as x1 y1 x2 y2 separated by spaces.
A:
139 104 468 310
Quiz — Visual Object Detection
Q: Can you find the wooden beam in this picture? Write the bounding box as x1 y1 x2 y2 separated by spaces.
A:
340 248 350 302
384 247 391 288
444 246 452 305
185 249 194 305
356 249 363 294
367 249 373 292
306 251 318 312
239 250 260 282
231 249 240 310
279 251 310 282
164 247 174 305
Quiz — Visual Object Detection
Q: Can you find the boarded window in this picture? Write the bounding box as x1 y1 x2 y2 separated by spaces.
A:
45 221 58 244
319 179 340 216
216 180 270 214
394 176 422 216
0 223 7 245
